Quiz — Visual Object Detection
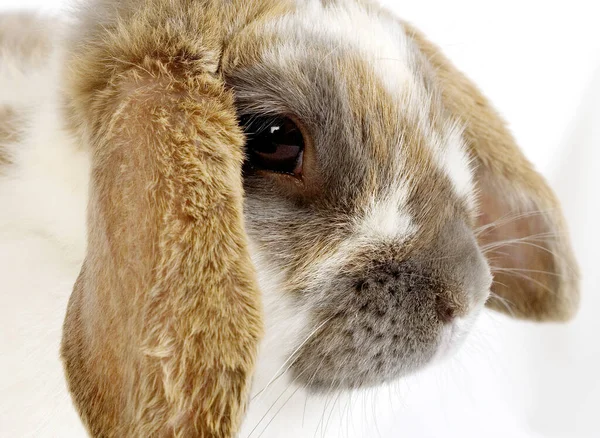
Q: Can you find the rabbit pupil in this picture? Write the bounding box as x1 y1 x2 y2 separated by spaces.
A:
241 115 304 176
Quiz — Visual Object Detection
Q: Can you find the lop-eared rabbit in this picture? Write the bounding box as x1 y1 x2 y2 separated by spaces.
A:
0 1 578 437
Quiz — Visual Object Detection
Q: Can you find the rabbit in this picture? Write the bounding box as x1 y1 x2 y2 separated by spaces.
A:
0 0 579 437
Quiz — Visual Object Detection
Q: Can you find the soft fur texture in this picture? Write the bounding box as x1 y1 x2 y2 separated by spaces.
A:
0 1 579 437
0 13 54 168
61 1 276 436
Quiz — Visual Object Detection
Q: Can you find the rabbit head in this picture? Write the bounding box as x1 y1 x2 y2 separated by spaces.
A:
219 0 579 391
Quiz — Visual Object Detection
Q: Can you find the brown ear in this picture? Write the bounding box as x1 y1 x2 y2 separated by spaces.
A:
405 24 579 321
61 2 262 436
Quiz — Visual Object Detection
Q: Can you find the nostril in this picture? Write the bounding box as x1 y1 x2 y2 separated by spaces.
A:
435 292 461 323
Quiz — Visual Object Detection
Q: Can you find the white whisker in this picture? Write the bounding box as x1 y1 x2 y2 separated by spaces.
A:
253 317 332 403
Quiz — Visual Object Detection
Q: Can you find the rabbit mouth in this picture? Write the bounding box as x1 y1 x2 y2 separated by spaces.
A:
287 306 482 391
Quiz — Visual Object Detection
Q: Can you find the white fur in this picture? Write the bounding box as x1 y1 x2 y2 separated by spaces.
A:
403 88 475 209
264 1 416 94
246 241 311 397
357 185 416 241
0 38 88 437
430 121 476 209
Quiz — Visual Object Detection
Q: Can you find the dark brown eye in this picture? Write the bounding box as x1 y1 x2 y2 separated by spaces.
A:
241 115 304 176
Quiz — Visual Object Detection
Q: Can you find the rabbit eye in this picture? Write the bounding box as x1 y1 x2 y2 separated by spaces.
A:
241 115 304 176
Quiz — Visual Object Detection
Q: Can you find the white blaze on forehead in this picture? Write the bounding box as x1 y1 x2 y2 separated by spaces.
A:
270 0 417 96
402 87 476 208
428 120 477 209
357 185 417 241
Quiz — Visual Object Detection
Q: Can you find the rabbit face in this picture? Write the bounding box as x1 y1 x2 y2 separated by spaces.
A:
222 0 492 391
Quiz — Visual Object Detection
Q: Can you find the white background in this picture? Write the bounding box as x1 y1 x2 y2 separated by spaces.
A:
1 0 598 437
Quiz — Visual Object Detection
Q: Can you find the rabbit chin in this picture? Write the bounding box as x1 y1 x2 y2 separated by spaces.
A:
432 304 485 363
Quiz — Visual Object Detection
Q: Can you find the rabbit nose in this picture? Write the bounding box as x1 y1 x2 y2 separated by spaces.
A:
435 290 466 323
357 260 468 323
356 219 488 324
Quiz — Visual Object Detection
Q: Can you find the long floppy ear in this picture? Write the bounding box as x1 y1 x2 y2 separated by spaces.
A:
404 25 579 321
60 1 266 436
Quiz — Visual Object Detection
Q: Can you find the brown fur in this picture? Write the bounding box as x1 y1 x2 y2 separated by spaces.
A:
404 24 580 321
59 1 293 436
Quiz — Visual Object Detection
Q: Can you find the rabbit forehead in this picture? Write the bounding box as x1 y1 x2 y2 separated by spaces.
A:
270 0 415 96
258 1 475 206
226 0 475 240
